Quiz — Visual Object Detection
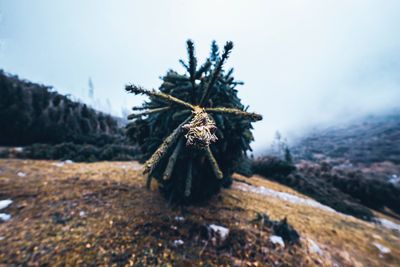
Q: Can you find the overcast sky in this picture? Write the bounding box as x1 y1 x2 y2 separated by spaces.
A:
1 0 400 151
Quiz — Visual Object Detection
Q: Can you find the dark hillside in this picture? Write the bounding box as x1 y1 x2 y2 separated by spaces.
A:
0 70 138 161
0 70 122 146
292 111 400 164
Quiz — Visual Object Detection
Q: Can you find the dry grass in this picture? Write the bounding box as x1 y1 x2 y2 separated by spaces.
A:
0 159 399 266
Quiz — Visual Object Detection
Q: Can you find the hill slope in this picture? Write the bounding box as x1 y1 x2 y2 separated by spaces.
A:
0 159 399 266
292 111 400 164
0 70 123 146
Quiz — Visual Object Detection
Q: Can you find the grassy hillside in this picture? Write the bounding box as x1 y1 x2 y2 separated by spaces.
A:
0 159 399 266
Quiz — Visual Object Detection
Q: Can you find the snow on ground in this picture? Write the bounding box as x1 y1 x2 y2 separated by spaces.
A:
307 238 323 255
0 199 12 222
17 172 26 177
377 218 400 232
119 162 142 171
269 235 285 247
0 199 12 210
373 242 391 254
173 240 184 247
233 182 336 213
209 224 230 241
52 160 75 167
0 213 11 221
234 181 400 234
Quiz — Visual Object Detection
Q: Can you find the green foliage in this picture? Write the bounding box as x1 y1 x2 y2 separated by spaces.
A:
126 40 261 203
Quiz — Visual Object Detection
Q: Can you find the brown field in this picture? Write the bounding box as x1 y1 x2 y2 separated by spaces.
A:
0 159 399 266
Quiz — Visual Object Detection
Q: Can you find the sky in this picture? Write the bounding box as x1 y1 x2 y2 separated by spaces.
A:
1 0 400 151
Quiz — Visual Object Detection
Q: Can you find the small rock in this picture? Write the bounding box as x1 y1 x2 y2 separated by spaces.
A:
173 239 184 246
0 236 4 240
0 199 12 210
64 160 74 164
79 211 86 217
17 172 26 177
269 235 285 247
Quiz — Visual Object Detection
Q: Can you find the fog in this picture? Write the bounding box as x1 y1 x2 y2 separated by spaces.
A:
1 0 400 152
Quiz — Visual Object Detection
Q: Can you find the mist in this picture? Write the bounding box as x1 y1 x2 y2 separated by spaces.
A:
1 0 399 152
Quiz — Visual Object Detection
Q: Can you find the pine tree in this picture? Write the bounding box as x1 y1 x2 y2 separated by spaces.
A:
125 40 262 203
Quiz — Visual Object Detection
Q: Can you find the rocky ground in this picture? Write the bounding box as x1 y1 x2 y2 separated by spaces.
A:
0 159 399 266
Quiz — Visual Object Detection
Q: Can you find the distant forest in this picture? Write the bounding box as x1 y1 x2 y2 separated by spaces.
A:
0 70 137 161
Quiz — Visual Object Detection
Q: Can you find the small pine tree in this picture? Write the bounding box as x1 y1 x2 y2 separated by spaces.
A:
125 40 262 203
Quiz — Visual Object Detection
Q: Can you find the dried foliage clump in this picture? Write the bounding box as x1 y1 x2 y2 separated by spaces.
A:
126 40 262 203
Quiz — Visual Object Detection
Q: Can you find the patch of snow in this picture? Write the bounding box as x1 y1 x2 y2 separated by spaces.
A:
377 218 400 232
120 163 142 171
173 239 184 246
373 242 391 254
0 236 4 240
388 174 400 185
79 211 86 217
0 213 11 221
174 216 185 222
233 182 336 213
14 147 23 152
209 224 230 241
53 162 65 167
269 235 285 247
17 172 26 177
308 239 323 255
64 160 74 164
0 199 12 210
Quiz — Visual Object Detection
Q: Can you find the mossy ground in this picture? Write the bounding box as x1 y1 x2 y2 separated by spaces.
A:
0 159 399 266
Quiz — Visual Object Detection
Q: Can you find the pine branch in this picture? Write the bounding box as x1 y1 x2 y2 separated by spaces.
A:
206 107 262 121
127 106 170 120
195 60 212 79
210 40 220 63
205 147 223 179
163 138 184 180
179 59 189 71
131 106 148 111
199 41 234 105
126 85 195 110
143 116 192 175
186 40 197 100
